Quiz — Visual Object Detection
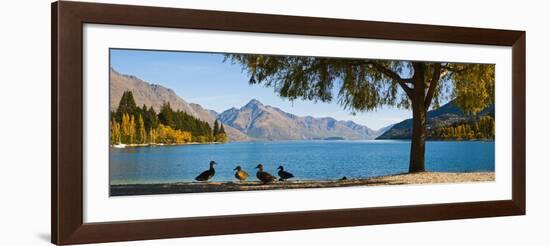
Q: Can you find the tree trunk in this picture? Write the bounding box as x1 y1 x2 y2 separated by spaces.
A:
409 63 427 173
409 102 427 172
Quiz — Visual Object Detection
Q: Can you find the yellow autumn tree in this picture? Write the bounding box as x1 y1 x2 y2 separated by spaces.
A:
433 116 494 140
129 115 136 144
137 114 146 144
120 113 131 143
120 113 137 144
110 119 121 145
149 128 157 144
156 124 192 144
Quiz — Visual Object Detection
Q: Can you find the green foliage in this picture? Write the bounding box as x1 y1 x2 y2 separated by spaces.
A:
445 64 495 115
225 55 495 114
158 102 214 139
143 106 159 131
213 121 228 143
116 91 138 121
110 90 228 145
226 55 403 112
158 102 175 127
213 120 220 135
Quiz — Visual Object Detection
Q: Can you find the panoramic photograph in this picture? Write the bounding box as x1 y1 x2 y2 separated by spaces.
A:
109 48 495 196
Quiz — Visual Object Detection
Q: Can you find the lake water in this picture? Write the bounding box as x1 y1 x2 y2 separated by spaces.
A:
110 140 495 184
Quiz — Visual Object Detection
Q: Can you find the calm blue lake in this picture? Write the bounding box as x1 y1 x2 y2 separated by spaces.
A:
109 140 495 184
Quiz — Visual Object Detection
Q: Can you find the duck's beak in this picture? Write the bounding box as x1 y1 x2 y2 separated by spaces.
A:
233 167 238 171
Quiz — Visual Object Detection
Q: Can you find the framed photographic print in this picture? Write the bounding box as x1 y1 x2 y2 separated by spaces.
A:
52 1 525 245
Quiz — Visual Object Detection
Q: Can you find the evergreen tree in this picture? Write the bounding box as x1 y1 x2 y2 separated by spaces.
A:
219 124 225 134
116 91 137 121
139 104 149 129
158 102 175 127
147 106 159 130
213 120 220 135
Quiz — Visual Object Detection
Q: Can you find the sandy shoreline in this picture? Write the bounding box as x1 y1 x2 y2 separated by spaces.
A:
366 172 495 185
110 172 494 196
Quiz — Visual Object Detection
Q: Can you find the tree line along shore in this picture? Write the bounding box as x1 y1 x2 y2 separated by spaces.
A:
429 116 494 140
110 91 228 146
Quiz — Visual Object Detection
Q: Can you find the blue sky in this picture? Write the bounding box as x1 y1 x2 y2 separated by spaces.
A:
110 49 412 130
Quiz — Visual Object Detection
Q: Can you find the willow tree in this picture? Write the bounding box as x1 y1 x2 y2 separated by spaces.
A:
226 55 494 173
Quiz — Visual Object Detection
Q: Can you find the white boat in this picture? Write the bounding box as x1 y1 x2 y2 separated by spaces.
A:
113 134 126 148
113 143 126 148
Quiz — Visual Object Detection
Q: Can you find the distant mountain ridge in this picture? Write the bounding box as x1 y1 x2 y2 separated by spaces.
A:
110 68 198 116
376 101 494 139
110 68 386 141
218 99 381 140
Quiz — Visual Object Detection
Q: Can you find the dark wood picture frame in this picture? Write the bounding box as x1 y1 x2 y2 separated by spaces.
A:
52 1 525 245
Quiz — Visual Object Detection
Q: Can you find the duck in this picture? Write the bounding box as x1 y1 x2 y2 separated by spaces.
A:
233 165 249 182
277 165 294 181
195 161 216 181
255 164 276 184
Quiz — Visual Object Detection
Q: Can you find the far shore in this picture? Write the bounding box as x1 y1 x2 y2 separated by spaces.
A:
110 141 223 148
110 171 495 196
112 139 495 148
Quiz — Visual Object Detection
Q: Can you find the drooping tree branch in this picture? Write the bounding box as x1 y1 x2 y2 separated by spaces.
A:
425 63 442 108
367 62 413 84
367 62 413 97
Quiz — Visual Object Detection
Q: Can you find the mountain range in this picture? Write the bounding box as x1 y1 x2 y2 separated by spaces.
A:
110 69 386 141
218 99 380 140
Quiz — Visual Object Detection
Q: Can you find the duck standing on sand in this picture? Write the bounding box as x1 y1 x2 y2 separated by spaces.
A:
255 164 276 184
195 161 216 181
277 165 294 181
233 165 249 182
